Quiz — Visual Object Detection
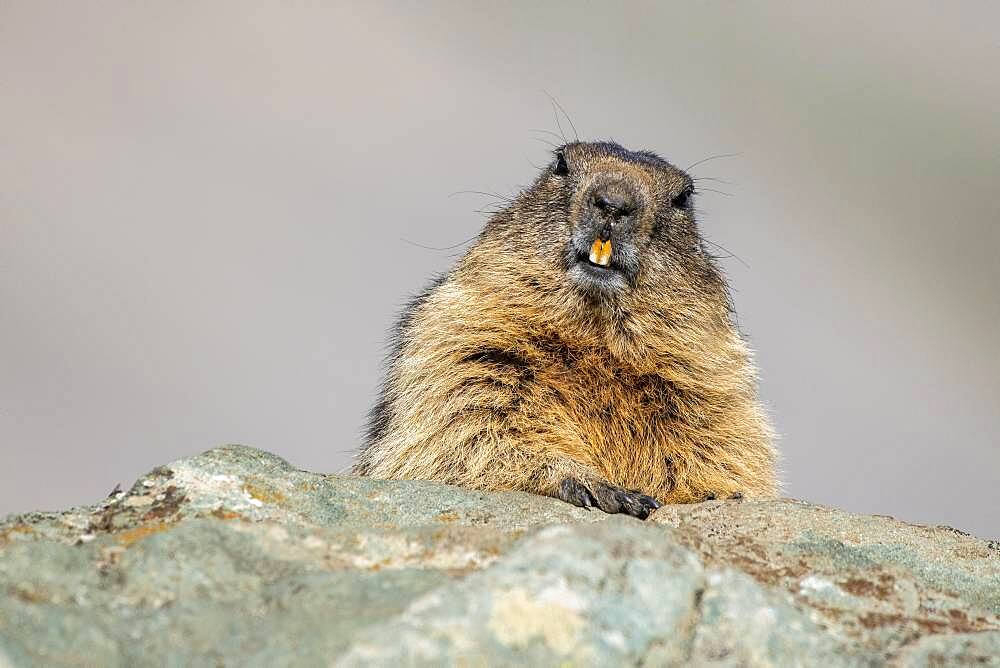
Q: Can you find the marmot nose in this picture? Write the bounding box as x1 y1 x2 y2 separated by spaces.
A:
591 190 634 219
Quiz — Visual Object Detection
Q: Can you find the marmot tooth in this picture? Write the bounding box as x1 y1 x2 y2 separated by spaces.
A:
589 238 603 265
598 240 612 266
590 239 613 266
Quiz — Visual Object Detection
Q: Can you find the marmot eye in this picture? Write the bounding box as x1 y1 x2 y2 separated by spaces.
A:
671 187 693 209
553 151 569 176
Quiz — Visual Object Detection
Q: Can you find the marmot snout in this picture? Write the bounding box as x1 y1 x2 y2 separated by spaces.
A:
353 141 778 519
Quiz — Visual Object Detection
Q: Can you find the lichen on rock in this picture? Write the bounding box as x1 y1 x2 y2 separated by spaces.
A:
0 445 997 666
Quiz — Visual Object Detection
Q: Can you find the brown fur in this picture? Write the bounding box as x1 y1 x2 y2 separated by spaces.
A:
354 141 778 512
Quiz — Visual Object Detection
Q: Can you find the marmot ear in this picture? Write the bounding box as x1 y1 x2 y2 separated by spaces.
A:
553 151 569 176
671 186 694 209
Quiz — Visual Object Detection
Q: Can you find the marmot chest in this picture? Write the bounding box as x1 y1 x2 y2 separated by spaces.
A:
530 346 681 449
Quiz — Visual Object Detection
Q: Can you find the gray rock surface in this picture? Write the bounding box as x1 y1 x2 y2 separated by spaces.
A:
1 445 997 666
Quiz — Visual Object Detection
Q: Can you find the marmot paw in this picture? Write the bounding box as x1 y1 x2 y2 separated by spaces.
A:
703 491 744 501
558 477 662 520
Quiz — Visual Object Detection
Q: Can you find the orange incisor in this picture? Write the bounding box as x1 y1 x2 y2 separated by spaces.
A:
589 238 613 265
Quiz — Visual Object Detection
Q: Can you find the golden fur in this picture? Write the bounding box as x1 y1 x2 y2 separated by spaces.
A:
354 141 778 512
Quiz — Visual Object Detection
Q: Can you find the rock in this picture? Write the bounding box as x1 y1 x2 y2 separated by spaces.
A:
0 445 997 666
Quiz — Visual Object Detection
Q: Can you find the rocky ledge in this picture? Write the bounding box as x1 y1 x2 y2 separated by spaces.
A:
0 446 997 667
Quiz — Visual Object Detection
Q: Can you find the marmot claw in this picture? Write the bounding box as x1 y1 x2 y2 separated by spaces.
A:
559 477 661 520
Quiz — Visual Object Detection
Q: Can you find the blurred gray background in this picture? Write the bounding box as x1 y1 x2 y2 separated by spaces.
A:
2 2 998 536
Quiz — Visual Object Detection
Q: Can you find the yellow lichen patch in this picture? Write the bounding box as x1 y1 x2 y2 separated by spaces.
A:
12 585 48 604
116 522 174 547
210 508 244 521
0 523 34 547
242 480 286 505
488 588 584 655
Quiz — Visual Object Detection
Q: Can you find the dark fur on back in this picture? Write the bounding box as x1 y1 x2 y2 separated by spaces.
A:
360 273 448 464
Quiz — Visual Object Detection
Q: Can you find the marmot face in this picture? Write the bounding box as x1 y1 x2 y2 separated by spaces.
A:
500 141 702 303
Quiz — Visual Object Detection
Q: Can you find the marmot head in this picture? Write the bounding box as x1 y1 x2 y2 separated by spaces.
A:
478 141 725 315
